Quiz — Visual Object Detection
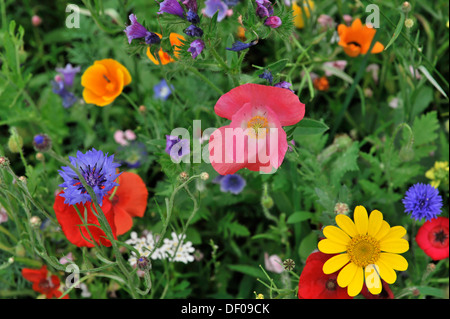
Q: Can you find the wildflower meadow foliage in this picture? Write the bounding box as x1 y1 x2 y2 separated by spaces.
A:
0 0 448 302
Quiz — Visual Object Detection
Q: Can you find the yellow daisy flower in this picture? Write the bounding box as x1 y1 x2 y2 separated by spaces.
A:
425 161 449 188
318 205 409 297
292 0 314 29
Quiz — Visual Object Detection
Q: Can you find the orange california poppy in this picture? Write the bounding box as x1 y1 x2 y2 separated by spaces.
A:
313 76 329 91
81 59 132 107
146 33 185 65
237 26 246 41
109 172 148 235
337 18 384 57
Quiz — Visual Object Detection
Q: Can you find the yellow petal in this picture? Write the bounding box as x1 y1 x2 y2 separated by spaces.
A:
376 259 397 284
368 210 383 237
365 264 382 295
382 226 407 241
354 205 369 235
425 168 435 180
336 214 357 237
323 226 351 246
347 266 364 297
374 220 390 240
337 262 358 288
380 238 409 254
323 253 350 274
379 253 408 271
318 239 347 254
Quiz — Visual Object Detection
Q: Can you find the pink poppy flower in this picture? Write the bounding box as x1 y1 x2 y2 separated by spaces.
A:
208 84 305 174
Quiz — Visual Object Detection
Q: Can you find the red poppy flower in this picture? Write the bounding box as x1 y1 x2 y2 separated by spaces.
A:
53 191 117 247
416 217 449 261
298 251 353 299
22 265 69 299
361 279 394 299
109 172 148 235
209 83 305 175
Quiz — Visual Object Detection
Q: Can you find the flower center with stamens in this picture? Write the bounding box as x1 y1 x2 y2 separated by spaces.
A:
74 164 107 194
346 234 381 268
247 116 269 139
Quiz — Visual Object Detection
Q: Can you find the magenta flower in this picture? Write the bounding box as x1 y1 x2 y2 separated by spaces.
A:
124 14 161 45
158 0 185 19
187 39 205 59
264 16 282 28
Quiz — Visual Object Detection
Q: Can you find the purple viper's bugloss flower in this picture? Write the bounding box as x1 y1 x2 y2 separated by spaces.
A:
274 81 295 93
403 183 443 222
255 0 273 18
51 80 78 108
124 14 161 45
259 70 273 84
183 0 198 12
158 0 185 19
165 135 191 162
184 24 204 37
187 39 205 59
55 63 80 87
58 148 121 206
186 9 200 23
215 174 246 194
226 40 258 51
204 0 228 22
264 15 282 28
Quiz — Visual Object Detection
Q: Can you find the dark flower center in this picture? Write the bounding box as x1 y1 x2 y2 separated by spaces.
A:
348 41 361 47
434 230 448 244
74 164 106 193
326 279 337 291
38 278 54 293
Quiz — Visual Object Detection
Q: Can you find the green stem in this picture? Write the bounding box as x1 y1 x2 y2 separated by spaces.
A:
186 66 224 95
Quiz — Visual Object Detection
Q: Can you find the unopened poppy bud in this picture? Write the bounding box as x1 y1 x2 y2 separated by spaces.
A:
8 134 23 153
139 105 146 113
426 263 436 272
262 196 274 209
36 153 45 161
264 16 282 28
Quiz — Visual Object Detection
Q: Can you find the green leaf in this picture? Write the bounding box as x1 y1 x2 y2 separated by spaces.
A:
287 211 313 224
298 232 318 262
418 66 449 99
228 264 266 278
384 12 405 51
293 118 329 136
416 286 446 298
267 59 289 74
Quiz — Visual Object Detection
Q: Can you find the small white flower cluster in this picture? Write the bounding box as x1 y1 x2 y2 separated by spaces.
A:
126 231 195 266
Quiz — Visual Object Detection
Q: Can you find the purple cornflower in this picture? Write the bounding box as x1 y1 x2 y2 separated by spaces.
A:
154 79 174 100
204 0 228 22
58 148 121 206
213 174 246 195
226 40 258 51
255 0 273 18
184 24 204 37
33 134 52 152
165 135 191 162
274 81 295 93
187 39 205 59
124 14 161 45
52 80 78 108
55 64 80 87
259 70 273 84
158 0 186 19
264 15 282 28
182 0 198 12
402 183 443 222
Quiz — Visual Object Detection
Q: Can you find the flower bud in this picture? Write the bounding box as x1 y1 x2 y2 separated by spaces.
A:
404 18 414 29
137 256 151 271
262 196 274 209
401 1 411 13
334 202 350 215
179 171 189 182
8 134 23 153
200 172 209 181
31 15 42 27
0 156 10 168
264 16 282 29
30 216 42 228
33 134 52 152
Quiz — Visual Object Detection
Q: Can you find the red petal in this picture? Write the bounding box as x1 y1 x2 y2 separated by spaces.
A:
113 205 134 236
112 172 148 218
22 265 47 283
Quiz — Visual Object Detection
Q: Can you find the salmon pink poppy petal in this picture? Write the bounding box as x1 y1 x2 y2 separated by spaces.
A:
53 191 116 247
214 84 305 126
112 172 148 218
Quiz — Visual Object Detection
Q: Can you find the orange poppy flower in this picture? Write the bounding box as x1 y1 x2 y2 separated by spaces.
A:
337 18 384 57
146 33 185 65
109 172 148 235
81 59 132 107
313 76 329 91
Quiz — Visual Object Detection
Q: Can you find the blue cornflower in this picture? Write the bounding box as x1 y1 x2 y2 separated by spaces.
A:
58 148 121 206
213 174 246 195
402 183 443 221
204 0 228 22
55 63 80 87
259 70 273 84
187 39 205 59
157 0 186 19
226 40 258 52
52 80 78 108
154 79 174 100
184 24 203 37
165 135 191 162
33 134 52 152
124 14 161 45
